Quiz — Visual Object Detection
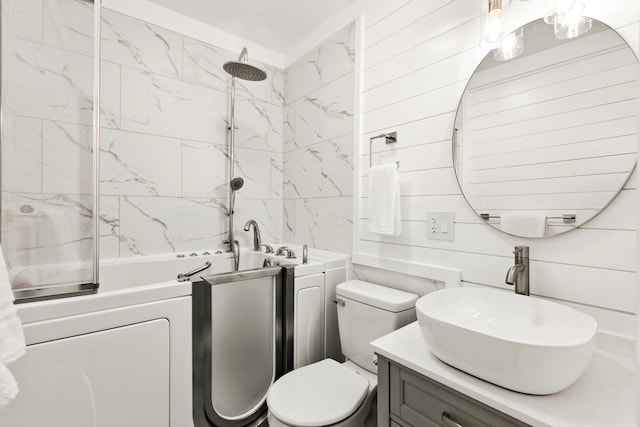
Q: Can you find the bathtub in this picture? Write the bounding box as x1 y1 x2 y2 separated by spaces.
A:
0 249 271 427
0 247 348 427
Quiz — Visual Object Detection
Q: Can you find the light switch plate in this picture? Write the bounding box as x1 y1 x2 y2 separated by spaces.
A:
427 212 455 241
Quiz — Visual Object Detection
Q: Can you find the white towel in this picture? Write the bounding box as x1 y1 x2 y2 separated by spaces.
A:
0 363 18 410
500 212 547 238
0 245 25 410
368 164 401 236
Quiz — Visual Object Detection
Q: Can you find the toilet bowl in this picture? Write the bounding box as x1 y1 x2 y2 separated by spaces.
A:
267 359 376 427
266 280 418 427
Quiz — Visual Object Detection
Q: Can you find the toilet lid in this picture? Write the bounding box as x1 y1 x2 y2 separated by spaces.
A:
267 359 369 426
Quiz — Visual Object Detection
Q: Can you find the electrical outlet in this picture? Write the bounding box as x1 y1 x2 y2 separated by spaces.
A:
427 212 455 241
430 216 439 233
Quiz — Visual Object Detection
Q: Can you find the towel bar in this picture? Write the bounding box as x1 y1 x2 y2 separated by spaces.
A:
369 132 399 169
480 213 576 224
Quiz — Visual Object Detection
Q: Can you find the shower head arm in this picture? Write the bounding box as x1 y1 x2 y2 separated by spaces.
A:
237 47 249 63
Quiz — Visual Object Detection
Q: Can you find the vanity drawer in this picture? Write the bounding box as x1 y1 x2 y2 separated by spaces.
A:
389 363 529 427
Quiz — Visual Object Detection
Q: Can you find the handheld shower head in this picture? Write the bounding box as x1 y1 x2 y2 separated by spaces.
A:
230 177 244 191
228 177 244 215
223 47 267 81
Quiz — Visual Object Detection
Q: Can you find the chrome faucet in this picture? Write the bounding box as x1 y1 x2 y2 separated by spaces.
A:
275 246 296 259
505 245 529 296
243 219 261 251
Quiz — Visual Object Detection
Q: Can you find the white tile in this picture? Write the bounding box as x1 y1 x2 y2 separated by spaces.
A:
285 45 322 105
10 38 120 127
182 141 228 199
100 195 120 259
42 121 92 194
318 22 356 85
11 0 44 42
1 114 42 193
233 199 283 247
285 23 356 106
284 145 322 199
283 200 296 243
120 67 227 143
233 96 283 152
293 72 355 148
294 197 353 253
119 196 228 256
43 0 92 55
101 9 183 78
235 62 285 107
183 38 284 106
322 134 354 197
182 37 230 91
271 153 284 199
283 103 297 152
100 128 183 197
234 147 272 199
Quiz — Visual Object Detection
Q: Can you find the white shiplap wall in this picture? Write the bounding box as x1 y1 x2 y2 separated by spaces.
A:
355 0 639 338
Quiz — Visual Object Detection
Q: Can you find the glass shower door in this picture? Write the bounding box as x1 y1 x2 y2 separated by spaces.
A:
0 0 100 300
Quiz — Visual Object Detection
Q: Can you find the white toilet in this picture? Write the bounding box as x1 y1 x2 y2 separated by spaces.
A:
267 280 418 427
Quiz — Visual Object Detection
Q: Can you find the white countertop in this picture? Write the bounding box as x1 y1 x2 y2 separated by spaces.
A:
371 322 636 427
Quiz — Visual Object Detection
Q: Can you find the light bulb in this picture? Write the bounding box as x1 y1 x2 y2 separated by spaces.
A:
494 27 524 61
481 0 509 48
544 0 581 25
554 14 592 39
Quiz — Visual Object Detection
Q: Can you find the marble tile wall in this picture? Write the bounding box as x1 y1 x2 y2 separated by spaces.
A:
1 0 284 269
283 23 356 254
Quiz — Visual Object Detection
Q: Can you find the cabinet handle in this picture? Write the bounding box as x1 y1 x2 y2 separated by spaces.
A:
441 412 463 427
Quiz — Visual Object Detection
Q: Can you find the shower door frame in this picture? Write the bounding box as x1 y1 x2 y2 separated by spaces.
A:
1 0 102 303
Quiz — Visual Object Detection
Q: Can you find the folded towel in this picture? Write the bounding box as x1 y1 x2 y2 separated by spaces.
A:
0 362 18 410
368 164 401 236
0 245 25 410
500 212 547 237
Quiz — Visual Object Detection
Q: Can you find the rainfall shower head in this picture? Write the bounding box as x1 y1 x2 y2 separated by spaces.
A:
223 48 267 81
230 177 245 191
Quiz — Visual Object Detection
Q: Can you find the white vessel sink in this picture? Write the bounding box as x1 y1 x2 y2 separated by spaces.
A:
416 287 597 395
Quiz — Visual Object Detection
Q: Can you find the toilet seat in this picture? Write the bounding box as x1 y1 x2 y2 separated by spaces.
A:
267 359 369 426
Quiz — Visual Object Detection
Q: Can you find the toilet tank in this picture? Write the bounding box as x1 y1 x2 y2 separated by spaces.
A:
336 280 418 373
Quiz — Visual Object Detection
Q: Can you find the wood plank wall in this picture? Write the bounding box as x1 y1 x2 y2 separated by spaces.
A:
355 0 640 338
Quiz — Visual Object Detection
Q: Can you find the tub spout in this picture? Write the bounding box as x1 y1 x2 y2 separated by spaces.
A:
243 220 262 251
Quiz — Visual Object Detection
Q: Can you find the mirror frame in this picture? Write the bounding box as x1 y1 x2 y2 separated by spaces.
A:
452 17 638 238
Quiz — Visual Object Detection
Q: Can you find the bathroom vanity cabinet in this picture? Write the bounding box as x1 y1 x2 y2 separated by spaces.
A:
372 322 636 427
377 356 529 427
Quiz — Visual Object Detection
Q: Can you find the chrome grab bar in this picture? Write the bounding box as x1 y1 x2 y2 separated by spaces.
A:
177 261 212 282
201 266 282 286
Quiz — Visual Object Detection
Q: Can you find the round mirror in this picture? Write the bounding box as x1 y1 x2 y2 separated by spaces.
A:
453 18 638 238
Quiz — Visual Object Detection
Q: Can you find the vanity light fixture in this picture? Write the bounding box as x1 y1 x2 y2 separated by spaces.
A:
553 13 592 39
493 27 524 61
543 0 592 39
480 0 510 48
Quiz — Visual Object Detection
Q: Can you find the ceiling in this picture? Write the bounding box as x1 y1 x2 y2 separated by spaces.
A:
147 0 358 53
